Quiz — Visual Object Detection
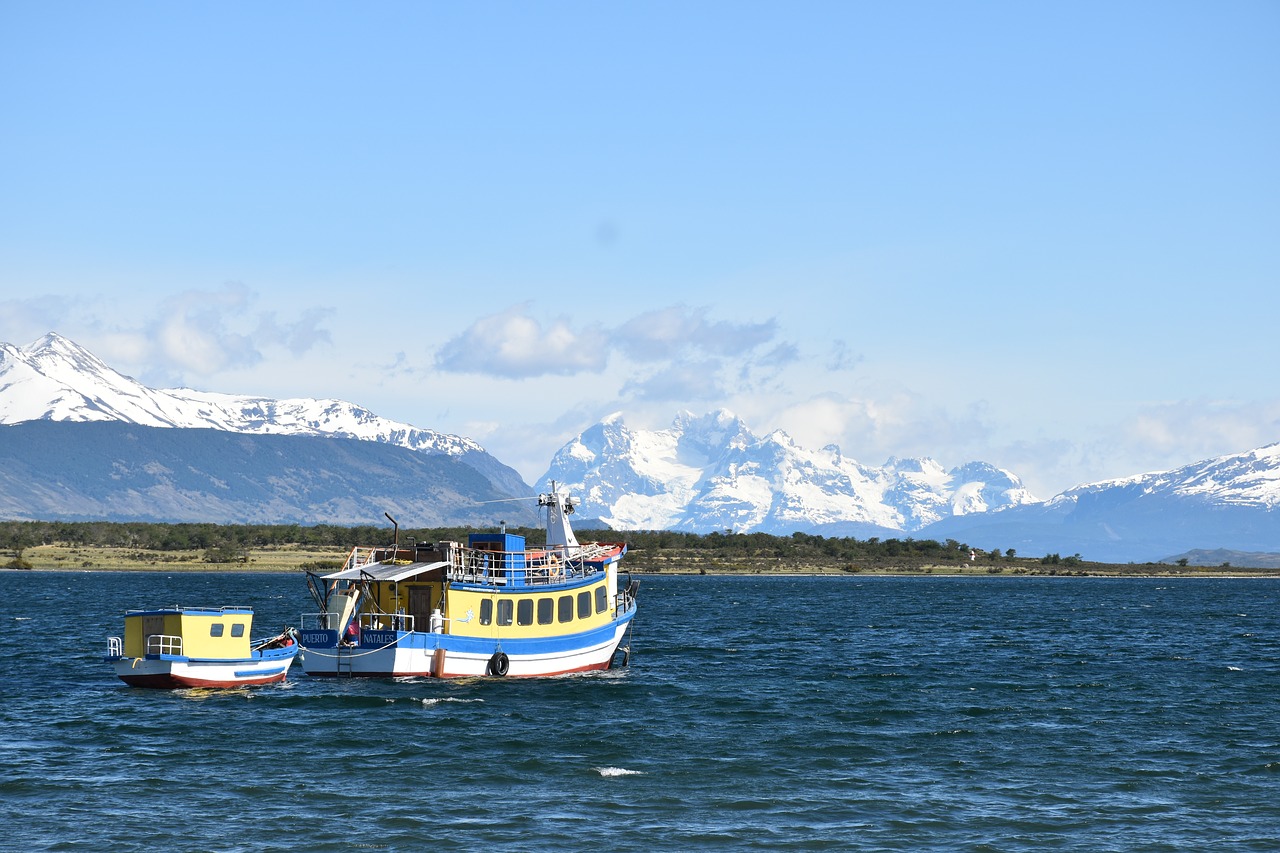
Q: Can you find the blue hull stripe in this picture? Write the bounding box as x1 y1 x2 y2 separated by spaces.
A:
233 665 287 678
316 610 635 656
416 611 632 656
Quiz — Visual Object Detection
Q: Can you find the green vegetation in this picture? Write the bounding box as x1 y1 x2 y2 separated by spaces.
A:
2 519 1274 576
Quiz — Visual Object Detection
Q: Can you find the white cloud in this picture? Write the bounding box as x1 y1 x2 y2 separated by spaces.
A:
146 284 337 379
614 305 779 360
253 307 333 358
1120 399 1280 470
0 297 69 342
433 303 784 381
434 303 609 378
826 339 863 372
13 284 338 389
620 358 727 401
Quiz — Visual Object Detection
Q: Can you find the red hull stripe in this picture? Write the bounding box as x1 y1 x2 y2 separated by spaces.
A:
118 672 288 689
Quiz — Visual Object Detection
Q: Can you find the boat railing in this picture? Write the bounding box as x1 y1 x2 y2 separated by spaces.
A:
146 634 184 656
339 541 623 588
615 577 639 614
445 544 622 587
360 611 416 632
342 546 387 572
107 636 123 657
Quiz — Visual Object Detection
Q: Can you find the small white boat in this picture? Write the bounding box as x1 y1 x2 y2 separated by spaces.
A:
105 606 297 689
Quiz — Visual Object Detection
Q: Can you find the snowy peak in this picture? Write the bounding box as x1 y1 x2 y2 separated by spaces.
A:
1054 442 1280 509
0 332 484 459
539 410 1039 534
542 410 1278 550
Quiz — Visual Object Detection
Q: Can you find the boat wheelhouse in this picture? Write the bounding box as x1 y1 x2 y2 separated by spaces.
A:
105 606 297 689
296 487 637 678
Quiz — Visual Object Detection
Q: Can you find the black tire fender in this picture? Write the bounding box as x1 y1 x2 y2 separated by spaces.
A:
487 651 510 677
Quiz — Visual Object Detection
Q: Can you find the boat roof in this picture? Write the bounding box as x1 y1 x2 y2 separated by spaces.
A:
321 560 449 583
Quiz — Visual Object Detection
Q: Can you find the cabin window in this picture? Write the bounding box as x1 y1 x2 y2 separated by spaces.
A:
479 599 493 625
231 623 245 638
577 591 592 619
210 624 224 637
517 599 534 626
537 598 554 625
558 595 574 623
595 585 608 613
497 599 513 626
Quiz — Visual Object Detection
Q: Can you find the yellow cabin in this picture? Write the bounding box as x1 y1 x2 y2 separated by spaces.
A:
122 607 255 660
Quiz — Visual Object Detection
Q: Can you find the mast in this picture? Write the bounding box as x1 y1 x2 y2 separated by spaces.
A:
539 481 580 553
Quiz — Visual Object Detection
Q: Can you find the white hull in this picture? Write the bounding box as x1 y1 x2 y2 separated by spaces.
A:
298 620 631 679
110 653 295 688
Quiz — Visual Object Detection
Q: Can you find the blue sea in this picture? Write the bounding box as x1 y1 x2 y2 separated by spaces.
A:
5 572 1280 851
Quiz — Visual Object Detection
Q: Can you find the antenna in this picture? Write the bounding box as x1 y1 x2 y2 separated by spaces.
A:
385 512 399 553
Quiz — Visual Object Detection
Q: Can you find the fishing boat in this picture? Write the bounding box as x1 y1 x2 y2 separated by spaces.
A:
296 486 638 678
105 606 298 688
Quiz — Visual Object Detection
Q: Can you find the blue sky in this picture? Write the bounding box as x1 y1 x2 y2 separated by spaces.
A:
2 1 1277 498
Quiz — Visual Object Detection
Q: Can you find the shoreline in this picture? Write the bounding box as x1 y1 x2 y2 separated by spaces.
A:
8 542 1278 577
9 566 1279 579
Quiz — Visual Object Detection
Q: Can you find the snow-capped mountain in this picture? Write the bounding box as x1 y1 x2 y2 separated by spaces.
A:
0 332 476 455
0 332 530 502
538 409 1280 561
923 443 1280 563
3 332 1276 562
539 410 1038 536
1048 443 1280 510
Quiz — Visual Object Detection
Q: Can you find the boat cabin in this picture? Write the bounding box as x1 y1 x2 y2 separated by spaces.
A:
121 606 255 659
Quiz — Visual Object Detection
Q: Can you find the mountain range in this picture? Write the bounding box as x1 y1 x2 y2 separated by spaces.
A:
2 333 1277 564
539 410 1039 534
537 411 1280 564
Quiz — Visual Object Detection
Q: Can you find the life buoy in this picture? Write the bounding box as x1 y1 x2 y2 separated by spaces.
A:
487 651 510 677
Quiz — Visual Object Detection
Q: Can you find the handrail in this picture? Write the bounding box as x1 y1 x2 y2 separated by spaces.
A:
360 611 416 632
337 540 624 588
107 636 122 657
123 605 255 615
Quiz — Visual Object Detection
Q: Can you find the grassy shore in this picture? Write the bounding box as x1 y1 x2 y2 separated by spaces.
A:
7 542 1278 576
11 543 346 573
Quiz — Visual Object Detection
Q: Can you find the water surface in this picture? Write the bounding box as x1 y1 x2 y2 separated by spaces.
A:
5 572 1279 851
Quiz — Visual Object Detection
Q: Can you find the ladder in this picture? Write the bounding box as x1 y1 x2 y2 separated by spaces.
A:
337 645 354 677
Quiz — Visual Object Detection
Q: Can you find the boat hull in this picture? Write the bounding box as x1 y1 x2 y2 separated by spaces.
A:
109 649 297 689
297 612 633 679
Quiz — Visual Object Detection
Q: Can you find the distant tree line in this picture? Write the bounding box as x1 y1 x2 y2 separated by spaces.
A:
0 519 1028 567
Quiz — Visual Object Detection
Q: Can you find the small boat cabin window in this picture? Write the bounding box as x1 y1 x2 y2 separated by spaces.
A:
558 595 574 623
537 598 554 625
479 600 493 626
210 624 225 637
517 599 534 626
231 623 245 637
577 591 592 619
497 599 514 626
595 586 608 613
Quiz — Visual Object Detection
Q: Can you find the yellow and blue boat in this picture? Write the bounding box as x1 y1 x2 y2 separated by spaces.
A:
296 487 638 678
105 606 298 689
